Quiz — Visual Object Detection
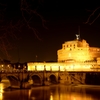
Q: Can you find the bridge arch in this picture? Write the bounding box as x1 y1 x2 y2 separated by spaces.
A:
7 75 19 81
31 74 42 85
0 74 10 84
6 75 20 87
0 74 18 81
49 74 58 84
0 74 20 88
0 74 7 82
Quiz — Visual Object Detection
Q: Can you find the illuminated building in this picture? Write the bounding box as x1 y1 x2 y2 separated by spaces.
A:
57 34 100 62
1 35 100 86
28 35 100 71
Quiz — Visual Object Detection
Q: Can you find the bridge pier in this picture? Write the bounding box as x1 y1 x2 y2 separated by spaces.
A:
8 78 31 89
19 81 31 89
59 72 86 85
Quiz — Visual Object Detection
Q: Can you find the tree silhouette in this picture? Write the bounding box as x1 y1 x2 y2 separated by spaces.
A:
85 7 100 25
0 0 46 60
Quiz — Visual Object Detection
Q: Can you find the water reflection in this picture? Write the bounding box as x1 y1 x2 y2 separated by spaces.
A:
0 84 3 100
0 79 10 100
1 80 100 100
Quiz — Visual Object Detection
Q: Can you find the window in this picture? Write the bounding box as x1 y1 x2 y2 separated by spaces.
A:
63 45 65 49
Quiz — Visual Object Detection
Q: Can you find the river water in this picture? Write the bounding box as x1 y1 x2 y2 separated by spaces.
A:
0 79 100 100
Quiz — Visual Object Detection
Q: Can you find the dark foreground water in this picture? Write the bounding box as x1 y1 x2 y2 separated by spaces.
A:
1 80 100 100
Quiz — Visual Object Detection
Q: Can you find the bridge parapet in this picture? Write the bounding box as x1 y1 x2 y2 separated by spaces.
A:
1 70 100 88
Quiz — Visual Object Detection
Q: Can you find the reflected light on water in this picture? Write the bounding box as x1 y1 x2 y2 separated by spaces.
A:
0 81 100 100
73 97 76 100
28 89 31 98
0 79 10 100
0 83 4 100
50 93 53 100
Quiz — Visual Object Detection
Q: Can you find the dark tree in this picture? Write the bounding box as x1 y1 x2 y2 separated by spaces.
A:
85 7 100 25
0 0 46 60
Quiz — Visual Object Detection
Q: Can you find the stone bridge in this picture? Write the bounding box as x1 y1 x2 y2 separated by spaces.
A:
0 70 100 89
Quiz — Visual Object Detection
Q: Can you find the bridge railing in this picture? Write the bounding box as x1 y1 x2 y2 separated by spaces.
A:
1 67 100 73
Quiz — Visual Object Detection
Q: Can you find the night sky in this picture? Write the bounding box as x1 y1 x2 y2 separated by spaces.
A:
0 1 100 63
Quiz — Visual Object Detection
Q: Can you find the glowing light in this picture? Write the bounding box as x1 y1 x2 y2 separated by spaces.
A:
0 93 3 100
50 93 53 100
0 83 4 100
27 38 100 72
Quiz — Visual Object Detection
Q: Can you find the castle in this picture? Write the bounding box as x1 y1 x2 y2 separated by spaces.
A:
28 35 100 71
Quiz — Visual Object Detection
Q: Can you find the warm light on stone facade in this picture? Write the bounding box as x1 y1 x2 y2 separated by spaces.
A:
28 35 100 71
57 38 100 62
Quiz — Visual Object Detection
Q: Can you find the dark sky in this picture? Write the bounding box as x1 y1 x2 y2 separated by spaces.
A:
0 0 100 63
